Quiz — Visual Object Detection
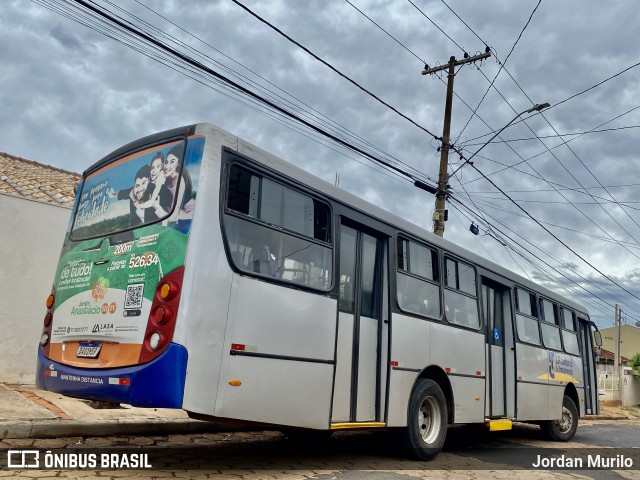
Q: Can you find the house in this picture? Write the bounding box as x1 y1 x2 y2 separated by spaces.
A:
599 324 640 363
596 348 629 374
0 152 80 383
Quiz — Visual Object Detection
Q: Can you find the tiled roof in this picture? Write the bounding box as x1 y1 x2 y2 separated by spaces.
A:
598 348 629 364
0 152 80 208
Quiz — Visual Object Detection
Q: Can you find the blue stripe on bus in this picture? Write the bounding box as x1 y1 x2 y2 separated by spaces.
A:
35 343 188 408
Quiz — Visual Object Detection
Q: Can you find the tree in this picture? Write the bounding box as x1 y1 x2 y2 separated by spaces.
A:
632 352 640 379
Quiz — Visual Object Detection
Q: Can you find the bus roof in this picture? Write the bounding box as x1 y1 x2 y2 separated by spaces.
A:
227 124 589 317
84 122 589 316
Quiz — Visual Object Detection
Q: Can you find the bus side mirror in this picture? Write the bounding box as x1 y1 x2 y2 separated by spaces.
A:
593 331 602 347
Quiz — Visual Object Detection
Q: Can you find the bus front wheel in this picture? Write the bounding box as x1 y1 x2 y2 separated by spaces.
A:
405 379 448 460
542 395 578 441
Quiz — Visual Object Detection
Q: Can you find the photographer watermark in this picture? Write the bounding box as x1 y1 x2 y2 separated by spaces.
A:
5 449 151 470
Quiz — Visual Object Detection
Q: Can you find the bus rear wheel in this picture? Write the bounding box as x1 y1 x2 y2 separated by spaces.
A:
405 379 448 460
542 395 578 441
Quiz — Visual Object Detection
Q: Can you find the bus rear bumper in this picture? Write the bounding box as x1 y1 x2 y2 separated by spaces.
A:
35 343 188 408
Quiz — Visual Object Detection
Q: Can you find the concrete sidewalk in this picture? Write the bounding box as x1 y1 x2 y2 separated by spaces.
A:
0 383 631 439
0 383 214 439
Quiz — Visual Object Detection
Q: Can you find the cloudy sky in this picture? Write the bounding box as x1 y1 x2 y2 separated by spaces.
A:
3 0 640 328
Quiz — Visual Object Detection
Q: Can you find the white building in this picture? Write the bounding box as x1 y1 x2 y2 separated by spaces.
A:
0 152 79 383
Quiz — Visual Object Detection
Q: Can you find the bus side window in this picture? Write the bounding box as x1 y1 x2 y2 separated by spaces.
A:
396 237 441 319
560 307 580 355
540 298 562 350
515 287 541 345
443 257 479 329
223 163 332 290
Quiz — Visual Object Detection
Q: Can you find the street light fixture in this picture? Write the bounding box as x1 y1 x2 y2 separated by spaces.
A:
449 102 550 178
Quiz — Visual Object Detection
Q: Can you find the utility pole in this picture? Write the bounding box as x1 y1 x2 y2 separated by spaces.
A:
614 304 622 398
423 50 491 237
614 305 619 378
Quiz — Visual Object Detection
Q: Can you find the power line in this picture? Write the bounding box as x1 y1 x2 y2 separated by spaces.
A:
345 0 425 64
450 197 637 321
456 151 640 212
404 1 640 259
432 1 640 245
469 61 640 143
230 0 441 141
406 0 466 53
466 163 640 302
457 0 542 138
440 4 640 239
468 195 640 207
51 0 438 191
460 104 640 182
464 124 640 146
124 0 428 184
439 0 488 47
459 194 640 249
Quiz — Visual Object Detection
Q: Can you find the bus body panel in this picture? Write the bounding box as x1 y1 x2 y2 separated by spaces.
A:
430 322 485 423
576 386 586 416
331 312 355 423
224 275 337 360
220 353 334 428
386 313 430 427
356 315 379 421
516 344 549 420
548 351 584 416
214 275 337 427
387 372 418 427
36 342 187 407
448 376 485 423
173 124 236 416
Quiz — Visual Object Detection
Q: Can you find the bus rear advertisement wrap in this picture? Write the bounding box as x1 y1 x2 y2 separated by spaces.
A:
36 135 204 407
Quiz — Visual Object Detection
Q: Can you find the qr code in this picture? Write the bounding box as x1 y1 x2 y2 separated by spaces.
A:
124 283 144 309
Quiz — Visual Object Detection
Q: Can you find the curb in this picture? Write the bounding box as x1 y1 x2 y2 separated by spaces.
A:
591 416 630 421
0 418 221 440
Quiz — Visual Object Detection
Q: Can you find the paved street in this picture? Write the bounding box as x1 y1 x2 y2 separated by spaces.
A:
1 421 639 479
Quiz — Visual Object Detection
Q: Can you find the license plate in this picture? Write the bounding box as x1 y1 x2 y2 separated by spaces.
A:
77 343 102 358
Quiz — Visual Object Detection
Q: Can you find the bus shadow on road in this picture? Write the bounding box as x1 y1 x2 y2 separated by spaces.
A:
142 424 556 471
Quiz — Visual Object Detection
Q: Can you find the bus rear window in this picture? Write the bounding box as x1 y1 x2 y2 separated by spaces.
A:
71 141 186 240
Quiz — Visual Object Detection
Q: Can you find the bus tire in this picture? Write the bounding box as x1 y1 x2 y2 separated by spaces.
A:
406 379 448 460
542 395 578 441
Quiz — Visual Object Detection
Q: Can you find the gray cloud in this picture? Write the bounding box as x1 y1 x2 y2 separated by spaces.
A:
2 0 640 327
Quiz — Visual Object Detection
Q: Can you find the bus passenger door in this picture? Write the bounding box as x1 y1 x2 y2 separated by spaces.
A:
482 279 515 418
578 317 598 414
332 222 388 424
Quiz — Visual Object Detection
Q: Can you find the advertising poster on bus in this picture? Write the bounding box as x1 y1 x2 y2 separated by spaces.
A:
47 136 204 366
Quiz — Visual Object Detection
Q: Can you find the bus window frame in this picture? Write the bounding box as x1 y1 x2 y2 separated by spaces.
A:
220 154 335 294
442 255 481 331
538 296 564 352
69 134 189 242
514 286 543 347
395 235 442 321
559 306 581 356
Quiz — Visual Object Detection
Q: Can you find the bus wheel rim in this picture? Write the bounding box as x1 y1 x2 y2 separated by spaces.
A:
558 405 573 433
418 396 441 444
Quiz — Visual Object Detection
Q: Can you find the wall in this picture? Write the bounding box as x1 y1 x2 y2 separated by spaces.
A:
597 365 640 406
600 325 640 360
622 367 640 406
0 194 70 383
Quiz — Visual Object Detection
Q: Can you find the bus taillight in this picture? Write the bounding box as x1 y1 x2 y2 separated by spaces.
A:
139 267 184 364
40 288 55 357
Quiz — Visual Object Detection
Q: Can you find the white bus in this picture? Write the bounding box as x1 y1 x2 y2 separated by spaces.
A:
36 123 601 460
